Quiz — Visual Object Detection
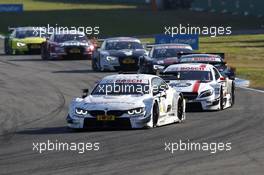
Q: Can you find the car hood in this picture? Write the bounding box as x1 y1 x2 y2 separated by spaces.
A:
14 37 46 44
168 80 213 94
74 94 151 110
102 49 146 57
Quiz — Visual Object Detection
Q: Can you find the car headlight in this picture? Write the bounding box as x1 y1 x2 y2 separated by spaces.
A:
127 107 145 115
75 108 89 116
153 65 165 70
17 42 26 47
106 56 118 61
199 89 213 98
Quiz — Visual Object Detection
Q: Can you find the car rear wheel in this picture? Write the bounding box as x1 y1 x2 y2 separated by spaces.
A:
4 38 10 55
230 83 235 106
220 87 224 110
41 45 47 60
92 58 98 71
97 57 104 71
152 102 159 127
177 96 184 121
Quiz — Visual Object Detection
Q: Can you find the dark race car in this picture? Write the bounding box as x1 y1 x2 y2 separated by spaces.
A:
91 37 147 71
41 31 94 60
138 43 193 74
179 53 236 80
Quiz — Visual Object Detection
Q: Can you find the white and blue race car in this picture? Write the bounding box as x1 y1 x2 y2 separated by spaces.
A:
162 63 235 111
67 74 185 129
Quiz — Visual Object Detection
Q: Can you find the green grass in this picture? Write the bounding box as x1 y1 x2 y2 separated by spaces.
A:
200 35 264 88
0 0 138 11
0 0 263 35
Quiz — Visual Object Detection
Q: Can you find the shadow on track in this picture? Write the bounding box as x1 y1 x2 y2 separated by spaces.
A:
16 126 140 135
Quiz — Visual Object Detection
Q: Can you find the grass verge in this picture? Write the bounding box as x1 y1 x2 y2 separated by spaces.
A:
0 0 263 35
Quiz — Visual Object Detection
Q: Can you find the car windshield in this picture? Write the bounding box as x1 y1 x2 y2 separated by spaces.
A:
92 83 150 95
105 41 143 50
152 48 191 59
54 34 87 43
164 71 213 81
15 30 42 38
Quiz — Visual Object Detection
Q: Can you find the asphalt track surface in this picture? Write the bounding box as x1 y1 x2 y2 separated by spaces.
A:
0 40 263 175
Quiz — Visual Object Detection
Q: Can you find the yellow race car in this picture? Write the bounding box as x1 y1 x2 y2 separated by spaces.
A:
4 27 47 55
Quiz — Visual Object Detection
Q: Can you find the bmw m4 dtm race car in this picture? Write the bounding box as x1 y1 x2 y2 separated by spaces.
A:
161 63 235 111
91 37 147 71
138 43 193 74
67 74 185 129
179 53 236 80
4 27 47 55
41 31 94 60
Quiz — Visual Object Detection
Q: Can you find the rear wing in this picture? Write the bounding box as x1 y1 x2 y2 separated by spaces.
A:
179 52 225 60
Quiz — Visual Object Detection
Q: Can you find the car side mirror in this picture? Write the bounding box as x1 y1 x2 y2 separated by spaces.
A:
82 89 89 98
219 76 226 81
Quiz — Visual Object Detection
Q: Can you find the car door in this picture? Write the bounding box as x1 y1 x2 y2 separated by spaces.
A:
151 77 170 117
213 67 228 95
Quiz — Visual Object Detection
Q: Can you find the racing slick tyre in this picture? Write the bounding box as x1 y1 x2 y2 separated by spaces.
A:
177 95 184 122
137 66 144 74
231 83 235 106
41 45 48 60
41 52 47 60
92 58 98 71
98 58 108 72
97 57 104 72
152 102 159 127
220 87 224 110
4 38 10 55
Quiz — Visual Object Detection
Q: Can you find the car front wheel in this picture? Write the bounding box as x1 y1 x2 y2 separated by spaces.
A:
152 102 159 127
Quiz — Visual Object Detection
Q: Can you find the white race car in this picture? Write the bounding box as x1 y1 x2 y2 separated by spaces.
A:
162 63 235 110
67 74 185 129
